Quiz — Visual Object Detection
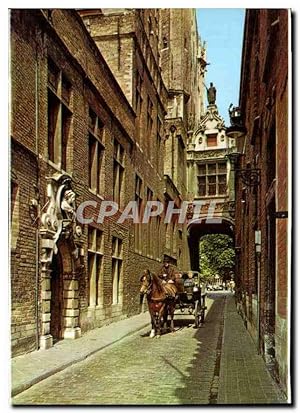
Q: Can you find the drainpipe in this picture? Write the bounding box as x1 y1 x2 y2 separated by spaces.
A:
34 35 41 350
255 230 261 354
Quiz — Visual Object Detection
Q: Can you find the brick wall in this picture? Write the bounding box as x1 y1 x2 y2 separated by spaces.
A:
10 8 203 356
236 9 289 393
11 141 38 356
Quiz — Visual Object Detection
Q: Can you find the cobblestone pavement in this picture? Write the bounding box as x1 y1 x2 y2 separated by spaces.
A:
218 296 286 404
12 293 286 405
11 312 150 397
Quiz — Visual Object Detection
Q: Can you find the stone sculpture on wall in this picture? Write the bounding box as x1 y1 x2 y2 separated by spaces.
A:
206 82 216 105
40 173 82 267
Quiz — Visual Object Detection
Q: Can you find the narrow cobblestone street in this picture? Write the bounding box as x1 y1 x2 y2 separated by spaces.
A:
12 293 285 405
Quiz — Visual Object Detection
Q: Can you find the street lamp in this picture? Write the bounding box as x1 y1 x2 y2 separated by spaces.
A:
226 104 261 188
226 104 247 141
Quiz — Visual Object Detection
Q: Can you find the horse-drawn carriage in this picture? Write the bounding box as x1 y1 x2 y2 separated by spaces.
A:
140 269 207 338
175 271 207 327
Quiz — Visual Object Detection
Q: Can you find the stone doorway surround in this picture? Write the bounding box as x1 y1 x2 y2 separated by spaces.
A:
39 173 84 350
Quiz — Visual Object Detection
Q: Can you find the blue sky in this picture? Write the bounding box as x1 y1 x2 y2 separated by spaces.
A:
196 9 245 125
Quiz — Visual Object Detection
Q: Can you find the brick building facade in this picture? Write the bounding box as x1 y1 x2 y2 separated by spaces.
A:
10 9 203 356
159 9 205 269
234 9 290 394
79 8 205 270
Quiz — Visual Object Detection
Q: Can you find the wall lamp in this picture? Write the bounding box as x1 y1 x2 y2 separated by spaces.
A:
226 104 261 188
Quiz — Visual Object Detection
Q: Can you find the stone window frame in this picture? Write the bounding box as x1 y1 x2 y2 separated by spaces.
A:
111 236 123 305
197 161 228 197
87 227 104 307
88 107 105 195
113 139 125 207
47 57 73 172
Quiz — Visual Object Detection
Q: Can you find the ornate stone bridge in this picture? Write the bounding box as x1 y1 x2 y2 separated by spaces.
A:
186 103 237 271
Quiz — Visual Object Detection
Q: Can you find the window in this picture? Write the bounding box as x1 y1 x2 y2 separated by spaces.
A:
135 70 143 116
198 176 206 196
147 97 153 131
47 57 72 170
88 108 104 194
157 214 162 260
134 175 143 253
206 133 218 147
113 140 125 206
146 188 153 256
156 117 163 171
88 228 103 307
112 237 123 305
197 162 228 196
208 176 216 195
178 138 185 185
172 220 177 255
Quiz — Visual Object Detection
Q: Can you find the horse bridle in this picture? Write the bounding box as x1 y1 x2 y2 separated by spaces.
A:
140 273 152 296
141 273 168 302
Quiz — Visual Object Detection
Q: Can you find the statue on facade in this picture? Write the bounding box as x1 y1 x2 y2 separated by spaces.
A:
61 188 76 221
205 82 217 105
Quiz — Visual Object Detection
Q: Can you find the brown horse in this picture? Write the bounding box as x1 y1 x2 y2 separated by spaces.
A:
140 270 176 338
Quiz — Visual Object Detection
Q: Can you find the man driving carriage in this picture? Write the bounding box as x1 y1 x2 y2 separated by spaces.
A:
157 257 177 298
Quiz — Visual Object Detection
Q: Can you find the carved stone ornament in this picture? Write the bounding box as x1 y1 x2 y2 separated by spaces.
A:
192 150 227 160
40 173 82 270
195 104 225 136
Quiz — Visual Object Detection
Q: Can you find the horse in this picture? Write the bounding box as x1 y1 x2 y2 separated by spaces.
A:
140 270 176 338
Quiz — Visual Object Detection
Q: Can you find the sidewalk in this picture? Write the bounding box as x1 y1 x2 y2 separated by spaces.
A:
218 295 287 404
11 312 150 397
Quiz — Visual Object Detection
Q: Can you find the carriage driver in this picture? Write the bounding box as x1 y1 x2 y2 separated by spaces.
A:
157 257 177 298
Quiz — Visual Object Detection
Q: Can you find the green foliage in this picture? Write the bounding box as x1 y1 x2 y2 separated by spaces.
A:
199 234 235 281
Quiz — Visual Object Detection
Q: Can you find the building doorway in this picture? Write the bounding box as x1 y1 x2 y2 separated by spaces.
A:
50 251 63 343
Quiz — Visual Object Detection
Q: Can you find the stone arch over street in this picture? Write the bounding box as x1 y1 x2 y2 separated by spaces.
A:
188 217 235 272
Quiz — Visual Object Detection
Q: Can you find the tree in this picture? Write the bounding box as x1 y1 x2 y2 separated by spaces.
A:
199 234 235 282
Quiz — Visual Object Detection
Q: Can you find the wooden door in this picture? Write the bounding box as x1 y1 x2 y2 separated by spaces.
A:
50 252 63 342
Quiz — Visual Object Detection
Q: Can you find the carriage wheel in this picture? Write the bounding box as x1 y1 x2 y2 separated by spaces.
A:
194 300 201 327
200 305 205 324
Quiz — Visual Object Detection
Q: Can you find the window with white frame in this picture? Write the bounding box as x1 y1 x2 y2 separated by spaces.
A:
197 162 227 196
88 227 104 307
